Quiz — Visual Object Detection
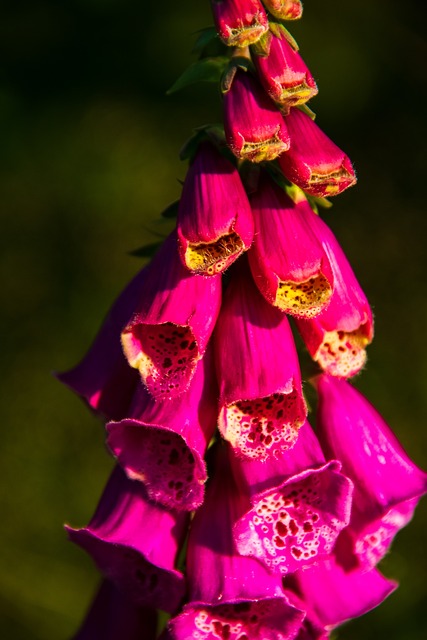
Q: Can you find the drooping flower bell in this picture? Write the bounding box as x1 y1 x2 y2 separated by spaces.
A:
278 108 357 197
214 258 307 460
57 267 145 421
72 580 158 640
121 232 221 399
295 216 373 378
167 443 307 640
284 536 397 634
223 69 290 163
106 350 218 511
66 466 188 614
177 142 254 276
262 0 303 21
211 0 269 47
315 374 427 568
248 174 334 318
232 422 353 575
253 29 317 110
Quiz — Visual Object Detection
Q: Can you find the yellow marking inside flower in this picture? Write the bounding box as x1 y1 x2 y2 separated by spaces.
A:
239 131 289 163
316 327 369 378
278 82 318 108
185 232 244 275
275 274 332 318
309 167 356 195
224 17 268 47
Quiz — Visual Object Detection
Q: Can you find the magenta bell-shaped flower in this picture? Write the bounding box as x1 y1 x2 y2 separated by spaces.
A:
253 30 317 110
262 0 303 21
65 466 188 614
284 538 397 634
106 350 218 511
232 423 353 576
211 0 268 47
72 580 158 640
315 374 427 568
57 267 147 421
121 232 221 399
167 443 307 640
177 142 254 276
295 216 373 378
248 174 334 318
214 258 307 460
224 70 290 163
278 108 356 197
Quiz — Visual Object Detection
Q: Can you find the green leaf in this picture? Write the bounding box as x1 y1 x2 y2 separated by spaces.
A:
166 57 229 95
192 27 219 55
161 199 180 218
128 241 163 258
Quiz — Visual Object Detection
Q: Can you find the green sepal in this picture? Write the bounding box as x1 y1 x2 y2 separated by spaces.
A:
269 22 299 51
128 241 163 258
166 56 229 95
297 103 317 120
161 199 180 219
179 124 225 162
306 194 333 211
221 55 255 94
250 30 272 58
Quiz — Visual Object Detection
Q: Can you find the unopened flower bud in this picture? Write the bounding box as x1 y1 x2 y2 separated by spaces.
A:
224 70 290 162
279 108 356 197
211 0 268 47
262 0 303 21
253 30 318 110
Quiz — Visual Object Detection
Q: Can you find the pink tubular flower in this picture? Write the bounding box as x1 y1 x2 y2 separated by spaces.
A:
57 268 145 421
232 423 353 575
168 444 306 640
211 0 268 47
106 351 218 511
73 580 158 640
295 216 373 378
177 142 254 276
253 31 317 110
315 374 427 568
214 259 307 460
224 70 290 163
66 466 188 614
278 108 356 197
262 0 303 21
248 174 334 318
284 540 397 632
121 233 221 399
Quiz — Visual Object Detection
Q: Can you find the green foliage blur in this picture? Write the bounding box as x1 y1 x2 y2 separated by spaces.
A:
1 0 426 638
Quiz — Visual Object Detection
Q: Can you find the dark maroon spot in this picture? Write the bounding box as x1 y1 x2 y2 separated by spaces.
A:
189 341 197 350
276 521 288 537
168 449 179 465
275 536 285 548
303 521 313 532
163 357 172 368
180 340 189 349
292 546 303 558
289 519 298 536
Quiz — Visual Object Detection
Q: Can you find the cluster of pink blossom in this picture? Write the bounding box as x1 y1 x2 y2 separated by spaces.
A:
61 2 427 638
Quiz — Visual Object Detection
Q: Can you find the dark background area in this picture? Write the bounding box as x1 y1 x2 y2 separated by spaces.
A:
0 1 426 638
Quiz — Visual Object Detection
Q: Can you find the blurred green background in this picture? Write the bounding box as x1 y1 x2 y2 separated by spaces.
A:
1 0 426 638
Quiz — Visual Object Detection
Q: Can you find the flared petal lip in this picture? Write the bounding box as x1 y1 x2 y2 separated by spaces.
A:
65 526 186 613
169 594 306 640
106 418 208 511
